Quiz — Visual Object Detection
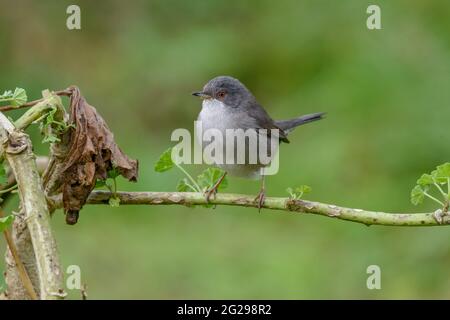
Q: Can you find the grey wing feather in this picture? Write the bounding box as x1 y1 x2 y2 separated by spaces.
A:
246 103 290 143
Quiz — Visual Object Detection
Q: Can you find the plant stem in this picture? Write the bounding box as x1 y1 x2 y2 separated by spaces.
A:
0 184 17 194
113 177 117 193
175 163 201 192
433 182 447 199
423 191 445 207
447 178 450 200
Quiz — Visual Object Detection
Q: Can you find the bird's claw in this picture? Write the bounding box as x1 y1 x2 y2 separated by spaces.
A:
254 189 266 212
204 172 227 203
204 186 218 203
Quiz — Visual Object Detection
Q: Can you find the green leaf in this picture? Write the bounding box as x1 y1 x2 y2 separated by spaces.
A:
411 185 426 206
287 185 312 200
108 196 120 207
11 88 27 106
176 178 197 192
435 163 450 180
430 170 447 184
416 173 434 186
38 106 74 145
0 215 14 232
0 161 7 186
296 185 312 194
0 88 27 106
154 148 174 172
107 167 120 179
0 90 12 98
42 134 60 144
197 167 228 191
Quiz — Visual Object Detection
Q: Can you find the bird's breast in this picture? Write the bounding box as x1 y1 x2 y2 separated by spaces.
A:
196 99 276 179
197 99 238 134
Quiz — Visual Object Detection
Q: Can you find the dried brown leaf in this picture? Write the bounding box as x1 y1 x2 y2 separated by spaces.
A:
44 86 138 224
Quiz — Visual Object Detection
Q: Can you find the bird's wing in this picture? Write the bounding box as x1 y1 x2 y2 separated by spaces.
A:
246 103 290 143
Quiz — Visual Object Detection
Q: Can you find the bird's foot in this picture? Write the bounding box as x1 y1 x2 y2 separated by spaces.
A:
204 172 227 203
254 188 266 212
204 187 217 203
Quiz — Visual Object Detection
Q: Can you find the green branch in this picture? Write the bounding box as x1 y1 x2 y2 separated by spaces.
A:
65 191 450 227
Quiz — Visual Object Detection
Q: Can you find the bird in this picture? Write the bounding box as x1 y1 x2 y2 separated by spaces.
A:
192 75 324 210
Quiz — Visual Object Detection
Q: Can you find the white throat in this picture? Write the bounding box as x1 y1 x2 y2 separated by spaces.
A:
197 99 233 129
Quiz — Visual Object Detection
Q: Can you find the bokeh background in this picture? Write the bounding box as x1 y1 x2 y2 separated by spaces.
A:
1 0 450 299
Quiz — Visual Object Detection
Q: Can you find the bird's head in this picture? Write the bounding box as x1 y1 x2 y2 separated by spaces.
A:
192 76 254 108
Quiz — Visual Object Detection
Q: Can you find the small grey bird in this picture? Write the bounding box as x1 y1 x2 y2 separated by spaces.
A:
193 75 324 209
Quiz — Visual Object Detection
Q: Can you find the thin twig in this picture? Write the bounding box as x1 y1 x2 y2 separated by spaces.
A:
0 184 17 194
0 89 71 112
0 209 38 300
423 191 445 207
81 284 88 300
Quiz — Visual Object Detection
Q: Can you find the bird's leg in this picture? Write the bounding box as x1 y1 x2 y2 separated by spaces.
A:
205 172 227 203
254 174 266 212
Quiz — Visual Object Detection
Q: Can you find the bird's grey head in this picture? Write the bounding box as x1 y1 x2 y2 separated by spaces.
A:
192 76 254 108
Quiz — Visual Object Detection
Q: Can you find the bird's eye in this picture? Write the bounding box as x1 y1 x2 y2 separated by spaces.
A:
217 91 226 99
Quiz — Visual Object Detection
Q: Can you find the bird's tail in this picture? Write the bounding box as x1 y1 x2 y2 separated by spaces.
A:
275 112 325 133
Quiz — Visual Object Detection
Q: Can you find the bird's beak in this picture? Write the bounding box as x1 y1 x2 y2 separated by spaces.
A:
192 91 211 99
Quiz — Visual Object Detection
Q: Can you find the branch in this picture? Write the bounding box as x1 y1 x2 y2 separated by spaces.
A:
62 191 450 227
1 214 38 300
13 90 66 130
0 110 64 299
0 89 71 113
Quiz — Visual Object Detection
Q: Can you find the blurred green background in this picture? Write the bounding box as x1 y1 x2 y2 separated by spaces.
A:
1 0 450 299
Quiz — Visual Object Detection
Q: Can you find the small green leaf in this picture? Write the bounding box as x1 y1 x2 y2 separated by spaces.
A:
287 185 312 200
197 167 228 191
430 170 446 184
0 88 27 106
0 90 12 98
109 196 120 207
11 88 27 106
154 148 174 172
107 167 120 179
416 174 434 186
42 134 60 144
0 215 14 232
411 185 426 206
435 163 450 180
176 178 197 192
296 185 312 194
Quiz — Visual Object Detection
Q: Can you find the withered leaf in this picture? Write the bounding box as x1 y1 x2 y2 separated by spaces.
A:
44 86 138 224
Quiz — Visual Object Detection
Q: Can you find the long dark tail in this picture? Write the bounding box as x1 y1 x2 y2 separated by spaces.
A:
275 112 325 132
